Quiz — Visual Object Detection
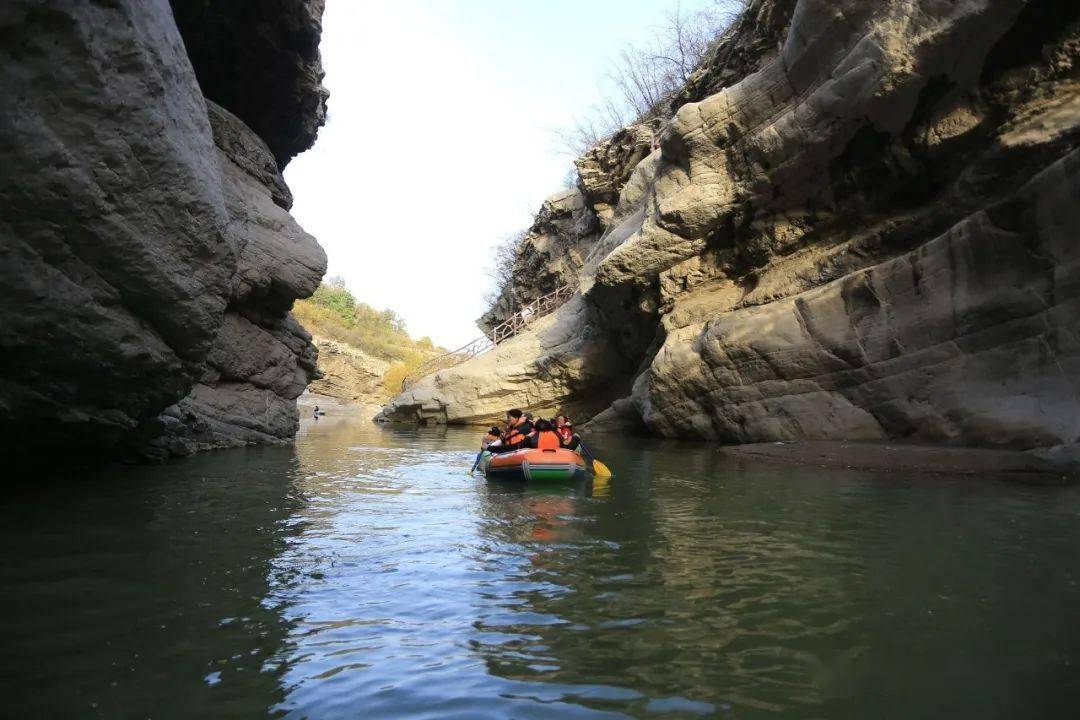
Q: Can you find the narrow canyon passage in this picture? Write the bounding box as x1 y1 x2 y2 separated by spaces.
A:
3 1 1078 717
4 414 1079 719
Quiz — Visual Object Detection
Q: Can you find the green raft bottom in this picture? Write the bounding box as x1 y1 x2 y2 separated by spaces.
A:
525 466 579 482
480 452 585 482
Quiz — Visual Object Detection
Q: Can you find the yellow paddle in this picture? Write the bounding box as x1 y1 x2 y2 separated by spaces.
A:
578 442 612 478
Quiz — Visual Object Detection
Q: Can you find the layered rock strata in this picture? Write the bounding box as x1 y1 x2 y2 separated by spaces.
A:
0 0 327 461
306 338 391 404
380 0 1079 468
387 296 625 426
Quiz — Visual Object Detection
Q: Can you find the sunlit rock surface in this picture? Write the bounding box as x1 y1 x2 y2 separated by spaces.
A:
383 0 1079 467
477 189 600 335
379 296 625 426
307 338 390 404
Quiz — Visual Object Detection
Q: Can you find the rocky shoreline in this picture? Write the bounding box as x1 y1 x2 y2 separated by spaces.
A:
717 441 1078 484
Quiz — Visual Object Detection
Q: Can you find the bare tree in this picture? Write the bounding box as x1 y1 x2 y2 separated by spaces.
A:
552 0 749 159
650 1 727 84
483 230 527 307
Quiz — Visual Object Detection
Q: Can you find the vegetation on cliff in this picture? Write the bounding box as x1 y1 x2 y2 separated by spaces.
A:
554 0 747 156
293 278 441 397
483 1 748 326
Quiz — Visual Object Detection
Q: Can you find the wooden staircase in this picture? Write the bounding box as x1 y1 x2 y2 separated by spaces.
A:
401 284 574 391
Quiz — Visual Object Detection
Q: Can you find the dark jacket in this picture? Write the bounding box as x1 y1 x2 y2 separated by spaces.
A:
488 420 534 453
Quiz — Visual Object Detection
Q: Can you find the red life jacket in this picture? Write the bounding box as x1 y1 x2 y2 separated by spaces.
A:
556 425 573 443
536 430 561 450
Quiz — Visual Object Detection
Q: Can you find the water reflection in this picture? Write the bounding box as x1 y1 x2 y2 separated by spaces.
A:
4 417 1080 719
0 445 309 718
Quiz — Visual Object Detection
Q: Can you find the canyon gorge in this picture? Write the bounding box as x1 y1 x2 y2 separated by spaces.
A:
2 0 1077 473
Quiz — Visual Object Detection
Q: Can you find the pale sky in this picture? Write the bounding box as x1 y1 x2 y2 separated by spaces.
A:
286 0 717 348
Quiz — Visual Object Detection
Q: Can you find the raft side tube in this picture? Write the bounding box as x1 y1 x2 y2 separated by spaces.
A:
483 448 587 482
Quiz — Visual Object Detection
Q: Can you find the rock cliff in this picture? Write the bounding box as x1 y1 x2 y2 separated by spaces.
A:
306 338 390 405
0 0 327 461
380 0 1079 467
478 189 600 334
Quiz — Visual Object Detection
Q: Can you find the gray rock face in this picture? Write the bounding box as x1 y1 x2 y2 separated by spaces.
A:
210 104 327 316
169 0 328 167
0 0 232 455
139 104 326 459
0 0 327 462
478 189 600 334
386 0 1080 467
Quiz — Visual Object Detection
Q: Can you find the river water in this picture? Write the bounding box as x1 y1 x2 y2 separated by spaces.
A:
3 413 1080 719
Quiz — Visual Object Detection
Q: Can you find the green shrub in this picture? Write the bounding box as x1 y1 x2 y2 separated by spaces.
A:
295 281 443 366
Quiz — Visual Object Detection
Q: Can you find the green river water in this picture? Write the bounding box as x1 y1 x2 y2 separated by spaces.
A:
3 413 1080 719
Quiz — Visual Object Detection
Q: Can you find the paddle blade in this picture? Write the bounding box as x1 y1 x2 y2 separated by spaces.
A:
592 458 612 478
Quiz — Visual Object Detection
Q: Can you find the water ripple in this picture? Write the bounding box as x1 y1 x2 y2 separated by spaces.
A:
3 422 1080 718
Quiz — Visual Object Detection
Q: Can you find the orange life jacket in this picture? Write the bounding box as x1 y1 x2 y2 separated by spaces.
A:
536 430 561 450
504 423 526 447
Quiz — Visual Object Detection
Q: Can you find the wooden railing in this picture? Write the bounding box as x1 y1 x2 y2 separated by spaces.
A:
490 284 574 344
401 284 574 391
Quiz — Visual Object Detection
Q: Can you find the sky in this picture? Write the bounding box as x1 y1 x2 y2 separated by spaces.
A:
285 0 718 348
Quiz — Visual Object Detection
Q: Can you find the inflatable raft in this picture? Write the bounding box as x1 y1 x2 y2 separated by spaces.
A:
481 447 587 482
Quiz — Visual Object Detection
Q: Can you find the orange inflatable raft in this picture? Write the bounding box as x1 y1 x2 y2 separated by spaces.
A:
481 447 587 482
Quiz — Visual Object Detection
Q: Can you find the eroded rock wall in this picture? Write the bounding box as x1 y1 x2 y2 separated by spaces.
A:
169 0 328 167
141 103 326 458
621 0 1080 453
478 189 600 334
640 150 1080 448
383 0 1079 464
0 0 328 462
306 338 390 404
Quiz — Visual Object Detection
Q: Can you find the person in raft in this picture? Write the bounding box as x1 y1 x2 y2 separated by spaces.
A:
481 426 502 450
527 419 564 449
487 408 534 454
554 414 581 450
